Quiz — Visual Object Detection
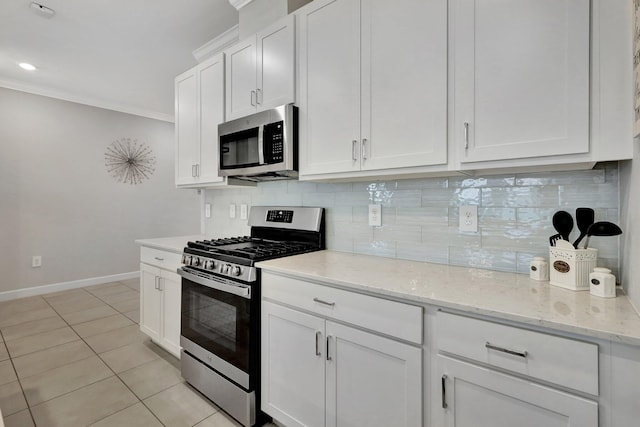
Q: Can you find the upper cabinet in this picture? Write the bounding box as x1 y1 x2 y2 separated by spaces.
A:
175 53 254 188
297 0 448 179
453 0 590 164
225 15 295 120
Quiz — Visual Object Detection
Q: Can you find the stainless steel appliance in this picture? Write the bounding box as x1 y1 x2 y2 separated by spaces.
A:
178 206 324 427
218 104 298 181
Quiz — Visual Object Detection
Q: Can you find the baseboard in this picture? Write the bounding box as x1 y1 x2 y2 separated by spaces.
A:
0 271 140 302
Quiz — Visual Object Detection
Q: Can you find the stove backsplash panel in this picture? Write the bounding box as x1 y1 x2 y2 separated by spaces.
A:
204 162 620 276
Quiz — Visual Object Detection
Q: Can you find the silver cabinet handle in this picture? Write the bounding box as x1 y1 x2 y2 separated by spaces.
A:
313 297 335 307
158 277 163 291
442 375 448 409
154 256 164 261
256 88 262 105
464 122 469 150
485 341 528 358
195 164 200 177
362 138 368 160
326 335 332 361
352 140 358 161
315 331 322 356
191 165 197 178
251 90 256 106
154 276 159 290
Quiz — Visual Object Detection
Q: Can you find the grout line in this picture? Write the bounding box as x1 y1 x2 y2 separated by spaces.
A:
0 329 37 426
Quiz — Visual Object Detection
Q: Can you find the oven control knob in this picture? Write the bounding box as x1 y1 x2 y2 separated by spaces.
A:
192 257 201 267
181 254 187 264
232 266 242 277
184 255 192 265
223 264 232 274
204 260 214 270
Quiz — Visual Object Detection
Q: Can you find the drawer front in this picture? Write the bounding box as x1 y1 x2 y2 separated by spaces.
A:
262 272 422 344
141 247 182 272
436 311 598 395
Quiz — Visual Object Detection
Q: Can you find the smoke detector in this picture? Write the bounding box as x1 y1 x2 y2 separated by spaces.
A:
30 2 56 19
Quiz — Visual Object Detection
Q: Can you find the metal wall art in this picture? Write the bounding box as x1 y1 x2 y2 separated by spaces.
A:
104 138 156 185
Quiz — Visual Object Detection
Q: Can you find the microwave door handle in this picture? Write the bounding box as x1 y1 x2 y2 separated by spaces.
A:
258 125 265 165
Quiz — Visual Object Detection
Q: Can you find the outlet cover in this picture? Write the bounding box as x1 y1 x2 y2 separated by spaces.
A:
459 205 478 232
240 204 248 220
205 203 211 218
229 204 236 219
368 204 382 227
32 256 42 268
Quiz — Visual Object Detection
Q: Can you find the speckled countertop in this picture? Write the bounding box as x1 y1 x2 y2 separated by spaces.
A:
135 235 210 253
257 250 640 346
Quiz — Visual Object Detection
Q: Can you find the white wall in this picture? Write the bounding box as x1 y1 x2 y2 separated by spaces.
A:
620 144 640 311
0 87 200 293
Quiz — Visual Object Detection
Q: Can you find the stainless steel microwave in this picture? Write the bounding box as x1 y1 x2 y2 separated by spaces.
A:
218 104 298 181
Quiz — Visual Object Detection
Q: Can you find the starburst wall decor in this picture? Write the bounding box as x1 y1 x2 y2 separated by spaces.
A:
104 138 156 185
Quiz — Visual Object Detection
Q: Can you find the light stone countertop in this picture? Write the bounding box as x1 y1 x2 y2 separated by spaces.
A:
135 235 211 253
257 250 640 346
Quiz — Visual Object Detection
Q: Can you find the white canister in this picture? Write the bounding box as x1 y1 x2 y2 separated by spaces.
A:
589 268 616 298
530 257 549 281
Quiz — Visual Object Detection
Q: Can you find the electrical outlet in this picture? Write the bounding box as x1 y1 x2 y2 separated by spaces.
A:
205 203 211 218
229 204 236 219
459 205 478 232
240 204 248 220
368 204 382 227
32 256 42 268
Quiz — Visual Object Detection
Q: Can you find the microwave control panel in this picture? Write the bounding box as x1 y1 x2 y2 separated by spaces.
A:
263 121 284 164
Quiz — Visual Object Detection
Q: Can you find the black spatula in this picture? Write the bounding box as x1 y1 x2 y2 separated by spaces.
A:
572 207 594 249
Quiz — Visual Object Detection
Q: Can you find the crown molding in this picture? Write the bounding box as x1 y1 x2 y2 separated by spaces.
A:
0 79 174 122
192 24 240 62
228 0 254 10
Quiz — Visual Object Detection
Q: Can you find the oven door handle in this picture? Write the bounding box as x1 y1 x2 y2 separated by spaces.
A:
177 268 251 299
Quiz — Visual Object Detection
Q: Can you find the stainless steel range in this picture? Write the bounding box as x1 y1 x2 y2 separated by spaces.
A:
178 206 325 427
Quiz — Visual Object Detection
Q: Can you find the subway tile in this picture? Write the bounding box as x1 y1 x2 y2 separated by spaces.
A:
396 207 448 226
288 181 317 193
396 242 449 264
314 182 354 193
421 188 457 207
516 169 605 186
481 227 551 252
450 175 515 188
326 237 354 252
334 222 373 241
353 240 396 258
302 192 335 206
449 247 518 273
421 225 482 249
335 191 370 206
396 177 449 189
559 184 619 209
325 206 352 223
483 186 559 208
373 224 422 243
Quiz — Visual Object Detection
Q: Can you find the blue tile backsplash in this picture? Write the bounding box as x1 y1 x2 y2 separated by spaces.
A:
204 162 620 276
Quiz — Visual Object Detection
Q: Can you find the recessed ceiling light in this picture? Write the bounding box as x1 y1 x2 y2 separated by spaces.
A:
19 62 37 71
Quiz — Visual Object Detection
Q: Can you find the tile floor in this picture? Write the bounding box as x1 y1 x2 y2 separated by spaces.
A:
0 279 277 427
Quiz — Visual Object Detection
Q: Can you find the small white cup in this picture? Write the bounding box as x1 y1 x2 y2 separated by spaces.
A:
530 257 549 281
589 267 616 298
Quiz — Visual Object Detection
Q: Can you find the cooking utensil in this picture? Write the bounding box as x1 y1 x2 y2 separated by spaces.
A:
583 221 623 249
555 240 575 250
552 211 574 241
572 207 595 248
549 234 562 247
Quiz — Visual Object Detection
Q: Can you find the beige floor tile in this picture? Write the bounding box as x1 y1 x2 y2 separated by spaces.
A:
0 296 48 317
123 280 140 292
42 288 90 300
0 305 59 329
0 359 17 386
2 408 35 427
123 309 140 324
0 381 28 416
21 355 113 406
1 316 66 342
100 341 160 373
144 383 218 427
44 290 97 308
60 304 119 325
12 340 94 379
5 327 78 358
85 283 133 298
195 411 242 427
71 314 134 338
0 341 8 362
88 402 162 427
48 296 108 315
96 289 139 305
30 376 138 427
84 324 148 354
109 298 140 313
118 358 183 399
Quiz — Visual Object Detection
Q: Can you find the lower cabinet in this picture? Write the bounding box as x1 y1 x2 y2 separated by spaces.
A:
261 300 422 427
140 262 181 358
435 355 598 427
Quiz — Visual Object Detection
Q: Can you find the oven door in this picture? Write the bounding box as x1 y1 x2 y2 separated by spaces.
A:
178 267 253 389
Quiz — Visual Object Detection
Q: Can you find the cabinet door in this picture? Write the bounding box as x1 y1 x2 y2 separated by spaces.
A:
434 355 597 427
257 14 295 111
453 0 590 163
198 54 225 185
298 0 361 176
139 263 161 342
175 70 199 186
261 301 325 427
325 322 422 427
361 0 447 171
159 270 182 358
226 38 258 120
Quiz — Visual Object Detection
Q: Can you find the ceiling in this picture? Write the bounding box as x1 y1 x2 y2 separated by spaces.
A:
0 0 239 121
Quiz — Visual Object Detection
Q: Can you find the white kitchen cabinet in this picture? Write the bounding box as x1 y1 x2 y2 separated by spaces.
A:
435 355 598 427
297 0 448 179
139 247 182 358
175 53 252 188
261 274 422 427
225 14 295 120
452 0 590 164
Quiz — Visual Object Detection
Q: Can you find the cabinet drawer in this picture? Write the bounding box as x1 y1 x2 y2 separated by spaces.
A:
140 247 182 272
262 272 422 344
436 311 598 395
